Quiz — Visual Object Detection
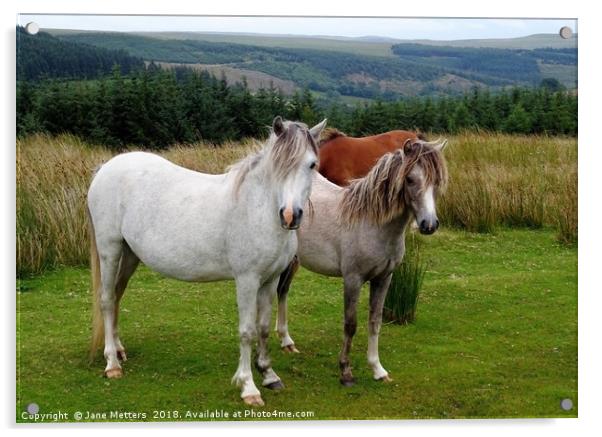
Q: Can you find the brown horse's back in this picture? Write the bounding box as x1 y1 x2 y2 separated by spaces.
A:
319 130 421 186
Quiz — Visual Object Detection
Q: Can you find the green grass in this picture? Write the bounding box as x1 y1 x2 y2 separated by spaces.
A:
17 228 577 422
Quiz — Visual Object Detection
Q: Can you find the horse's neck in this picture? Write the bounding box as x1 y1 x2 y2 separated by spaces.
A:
236 163 281 225
381 207 413 240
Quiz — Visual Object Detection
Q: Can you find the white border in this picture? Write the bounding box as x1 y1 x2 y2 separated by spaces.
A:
3 1 600 436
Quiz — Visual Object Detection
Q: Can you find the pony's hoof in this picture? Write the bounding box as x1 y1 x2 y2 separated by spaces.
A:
340 377 355 387
105 368 123 379
265 380 285 390
117 350 127 362
378 374 393 383
243 395 265 407
282 344 300 353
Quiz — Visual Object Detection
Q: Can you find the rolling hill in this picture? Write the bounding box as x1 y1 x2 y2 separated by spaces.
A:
48 29 577 53
42 29 578 98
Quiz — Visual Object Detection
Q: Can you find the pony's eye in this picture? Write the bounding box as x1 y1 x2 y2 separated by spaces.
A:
406 176 415 185
309 162 317 170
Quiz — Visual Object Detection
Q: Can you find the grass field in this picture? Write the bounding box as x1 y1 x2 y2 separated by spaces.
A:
15 132 578 421
17 228 577 421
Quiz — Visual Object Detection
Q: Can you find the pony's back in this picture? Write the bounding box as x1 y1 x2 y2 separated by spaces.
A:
318 130 422 186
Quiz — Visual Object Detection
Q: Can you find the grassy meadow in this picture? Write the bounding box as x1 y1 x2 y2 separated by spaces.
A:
17 229 577 421
16 132 577 421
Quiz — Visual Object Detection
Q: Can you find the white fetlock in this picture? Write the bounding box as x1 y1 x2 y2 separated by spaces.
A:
379 374 393 382
280 334 299 353
241 380 263 406
282 344 300 353
371 362 390 381
279 331 295 347
262 369 282 387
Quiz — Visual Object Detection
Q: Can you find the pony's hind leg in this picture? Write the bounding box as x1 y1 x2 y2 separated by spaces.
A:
113 242 140 362
339 275 362 386
368 274 393 382
256 278 284 390
275 256 300 353
232 274 264 407
98 239 125 378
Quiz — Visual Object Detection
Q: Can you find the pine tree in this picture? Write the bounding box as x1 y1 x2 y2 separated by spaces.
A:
503 104 532 134
451 102 475 132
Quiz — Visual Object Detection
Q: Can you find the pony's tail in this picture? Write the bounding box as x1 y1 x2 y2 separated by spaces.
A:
88 206 104 362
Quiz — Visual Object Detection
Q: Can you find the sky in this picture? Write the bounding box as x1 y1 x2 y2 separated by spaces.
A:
17 15 577 41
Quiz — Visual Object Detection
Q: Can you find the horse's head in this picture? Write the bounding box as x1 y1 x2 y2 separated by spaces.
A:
401 138 448 235
269 116 327 230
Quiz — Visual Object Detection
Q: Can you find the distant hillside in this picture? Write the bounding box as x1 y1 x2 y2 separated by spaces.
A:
48 29 577 55
150 61 298 94
49 29 396 57
391 44 577 87
16 27 144 81
49 30 577 98
411 33 578 49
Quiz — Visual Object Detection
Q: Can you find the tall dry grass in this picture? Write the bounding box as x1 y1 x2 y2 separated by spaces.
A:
438 131 577 242
16 132 577 276
16 133 255 276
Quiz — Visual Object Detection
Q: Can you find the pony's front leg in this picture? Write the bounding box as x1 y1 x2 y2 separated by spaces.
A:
232 275 264 407
256 278 284 390
275 256 300 353
368 274 393 382
339 275 362 386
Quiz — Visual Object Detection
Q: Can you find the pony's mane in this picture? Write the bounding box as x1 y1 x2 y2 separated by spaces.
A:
319 128 346 146
229 121 318 195
338 140 448 227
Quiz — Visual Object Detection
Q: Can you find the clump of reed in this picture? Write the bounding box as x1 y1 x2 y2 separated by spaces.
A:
383 232 426 325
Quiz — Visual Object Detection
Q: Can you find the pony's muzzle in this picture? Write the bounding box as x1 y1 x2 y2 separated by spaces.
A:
279 206 303 230
419 218 439 235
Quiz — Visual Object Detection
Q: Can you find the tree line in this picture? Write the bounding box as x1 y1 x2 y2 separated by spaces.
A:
17 27 144 81
17 67 577 149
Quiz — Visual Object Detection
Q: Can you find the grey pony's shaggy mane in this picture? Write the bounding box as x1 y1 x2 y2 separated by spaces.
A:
230 121 318 196
339 139 448 227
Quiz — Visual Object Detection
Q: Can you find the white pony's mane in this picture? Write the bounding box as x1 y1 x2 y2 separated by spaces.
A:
229 121 317 195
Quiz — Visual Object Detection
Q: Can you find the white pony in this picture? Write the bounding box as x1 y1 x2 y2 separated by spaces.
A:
87 117 326 407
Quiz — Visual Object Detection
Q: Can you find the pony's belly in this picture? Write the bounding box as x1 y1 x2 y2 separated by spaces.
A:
143 259 233 283
298 252 342 277
125 235 233 282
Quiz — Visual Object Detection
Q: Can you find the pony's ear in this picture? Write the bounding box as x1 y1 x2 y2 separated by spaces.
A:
434 139 448 152
273 116 285 136
400 138 413 159
309 119 327 142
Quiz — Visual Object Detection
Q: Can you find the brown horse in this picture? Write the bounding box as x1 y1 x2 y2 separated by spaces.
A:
318 129 427 186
